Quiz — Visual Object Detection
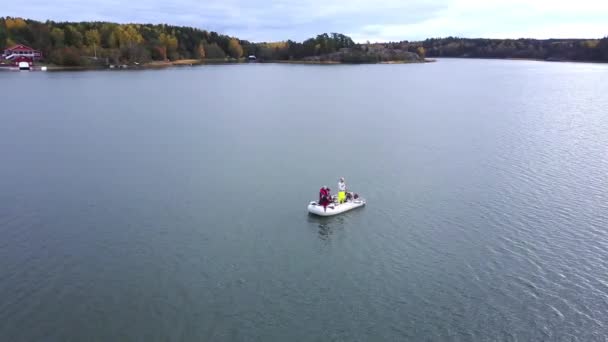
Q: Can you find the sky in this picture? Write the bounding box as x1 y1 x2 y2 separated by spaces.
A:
4 0 608 42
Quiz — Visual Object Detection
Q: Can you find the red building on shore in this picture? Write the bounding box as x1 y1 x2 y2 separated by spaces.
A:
1 44 42 66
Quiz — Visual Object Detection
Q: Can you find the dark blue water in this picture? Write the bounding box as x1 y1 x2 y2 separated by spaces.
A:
1 59 608 341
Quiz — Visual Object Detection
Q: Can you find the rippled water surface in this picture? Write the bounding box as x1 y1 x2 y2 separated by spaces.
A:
1 59 608 341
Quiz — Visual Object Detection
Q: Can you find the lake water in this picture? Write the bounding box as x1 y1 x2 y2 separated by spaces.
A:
1 59 608 341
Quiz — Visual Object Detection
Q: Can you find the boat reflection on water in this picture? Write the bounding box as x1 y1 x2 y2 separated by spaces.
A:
306 214 346 241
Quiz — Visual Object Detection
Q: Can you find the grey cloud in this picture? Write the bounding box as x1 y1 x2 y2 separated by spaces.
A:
4 0 448 41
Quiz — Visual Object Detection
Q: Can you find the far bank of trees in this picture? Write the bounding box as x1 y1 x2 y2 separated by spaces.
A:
1 17 607 65
250 33 356 61
407 37 608 62
0 17 252 65
0 18 359 65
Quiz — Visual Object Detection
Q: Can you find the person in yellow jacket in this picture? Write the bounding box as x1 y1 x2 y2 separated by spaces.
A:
338 177 347 204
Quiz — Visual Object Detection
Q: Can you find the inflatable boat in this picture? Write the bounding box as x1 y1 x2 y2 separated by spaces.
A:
307 194 366 217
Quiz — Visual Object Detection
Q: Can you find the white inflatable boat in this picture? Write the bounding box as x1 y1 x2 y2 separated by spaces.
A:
307 195 366 217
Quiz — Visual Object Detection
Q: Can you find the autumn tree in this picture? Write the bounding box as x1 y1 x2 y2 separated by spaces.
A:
5 17 32 45
112 25 145 61
228 38 243 58
115 25 143 48
416 46 426 58
5 17 27 31
158 32 178 60
84 29 100 47
195 41 205 59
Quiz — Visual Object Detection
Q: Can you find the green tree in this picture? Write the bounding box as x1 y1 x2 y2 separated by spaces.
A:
64 25 83 47
50 27 65 48
204 42 226 59
29 23 52 56
0 19 8 49
99 23 118 48
256 46 274 60
598 37 608 61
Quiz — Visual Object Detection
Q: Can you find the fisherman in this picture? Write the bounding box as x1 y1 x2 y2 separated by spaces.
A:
338 177 347 204
319 186 331 211
319 186 328 202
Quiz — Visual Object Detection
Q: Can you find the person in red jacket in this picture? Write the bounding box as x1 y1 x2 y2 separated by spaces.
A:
319 186 327 202
319 186 331 211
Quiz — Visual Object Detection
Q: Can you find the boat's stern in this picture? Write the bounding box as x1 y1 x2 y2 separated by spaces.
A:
307 201 333 216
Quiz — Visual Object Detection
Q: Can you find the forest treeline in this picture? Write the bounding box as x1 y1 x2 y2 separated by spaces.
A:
1 17 247 65
409 37 608 61
1 17 607 65
0 17 356 65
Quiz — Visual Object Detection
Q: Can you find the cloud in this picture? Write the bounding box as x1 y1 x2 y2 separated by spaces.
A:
349 0 608 41
3 0 608 42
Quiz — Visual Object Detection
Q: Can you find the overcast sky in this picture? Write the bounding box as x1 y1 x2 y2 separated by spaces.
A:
5 0 608 42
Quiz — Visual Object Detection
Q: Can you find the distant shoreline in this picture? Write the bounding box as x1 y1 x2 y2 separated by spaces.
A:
434 56 608 64
267 59 432 65
3 56 606 72
0 58 431 71
49 57 433 70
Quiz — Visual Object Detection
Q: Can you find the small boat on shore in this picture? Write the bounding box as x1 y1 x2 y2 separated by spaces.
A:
307 193 366 217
